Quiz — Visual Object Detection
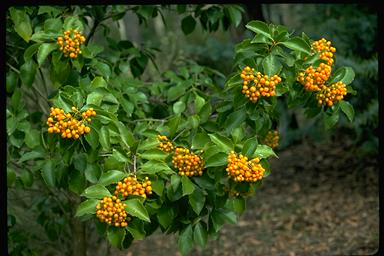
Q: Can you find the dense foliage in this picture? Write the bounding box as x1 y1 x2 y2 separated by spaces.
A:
7 5 356 256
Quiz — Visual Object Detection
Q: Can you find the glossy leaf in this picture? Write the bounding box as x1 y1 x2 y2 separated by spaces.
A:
98 170 127 186
81 184 111 199
124 198 150 222
245 20 272 39
75 199 99 217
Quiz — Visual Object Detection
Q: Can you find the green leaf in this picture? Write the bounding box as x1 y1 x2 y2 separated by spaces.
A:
192 132 210 150
157 207 175 229
107 227 126 249
20 170 33 187
24 129 40 148
226 197 246 214
98 126 110 151
181 15 196 35
91 76 107 88
328 67 355 85
205 152 228 168
124 198 150 222
69 170 86 195
208 134 233 153
137 138 159 150
20 59 37 87
171 174 181 191
9 7 32 42
340 101 354 122
7 168 17 187
224 109 246 134
140 149 168 160
178 225 194 256
19 151 44 163
225 73 242 89
63 16 84 31
188 189 205 215
194 94 206 113
181 175 195 196
94 62 111 79
44 18 63 32
114 121 135 149
81 184 111 199
98 170 127 186
324 110 339 130
75 199 99 217
167 115 180 136
226 5 243 27
262 54 282 76
37 43 57 66
126 219 146 240
6 71 18 93
281 37 311 55
30 31 60 43
41 160 55 187
193 222 208 248
23 43 41 61
140 160 174 175
151 179 164 196
245 20 272 39
242 137 258 157
85 129 99 149
85 163 101 183
167 82 187 102
173 101 186 115
254 144 277 158
210 209 237 232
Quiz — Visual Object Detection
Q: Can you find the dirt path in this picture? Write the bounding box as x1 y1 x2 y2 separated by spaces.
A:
112 138 379 256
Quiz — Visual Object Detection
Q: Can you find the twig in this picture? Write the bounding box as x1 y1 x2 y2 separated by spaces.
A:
6 63 20 74
173 129 187 142
133 154 137 176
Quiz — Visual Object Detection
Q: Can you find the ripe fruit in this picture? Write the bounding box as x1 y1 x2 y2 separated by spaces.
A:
157 135 175 153
316 81 347 107
96 196 130 227
46 106 96 140
114 176 152 199
311 38 336 66
172 147 205 177
240 66 281 103
261 130 279 149
226 151 265 182
297 63 332 91
57 29 86 59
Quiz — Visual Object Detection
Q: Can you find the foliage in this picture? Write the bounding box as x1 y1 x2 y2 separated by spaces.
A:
7 5 355 256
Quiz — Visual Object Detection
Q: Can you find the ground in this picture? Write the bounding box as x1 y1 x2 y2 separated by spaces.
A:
110 137 379 256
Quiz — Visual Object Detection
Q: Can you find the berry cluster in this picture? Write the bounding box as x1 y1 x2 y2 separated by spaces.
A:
57 29 86 59
47 106 96 139
312 38 336 66
96 196 130 227
261 130 279 149
316 81 347 107
226 151 265 182
157 135 175 153
297 63 332 91
240 66 282 103
172 148 205 177
114 176 152 199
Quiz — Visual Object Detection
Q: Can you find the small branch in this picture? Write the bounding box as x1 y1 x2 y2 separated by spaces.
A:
173 129 187 142
6 63 20 74
133 154 137 176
